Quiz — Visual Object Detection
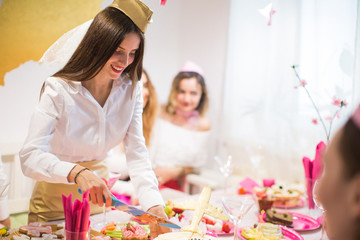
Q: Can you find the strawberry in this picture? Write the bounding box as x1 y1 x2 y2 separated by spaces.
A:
172 207 184 214
126 223 136 233
177 213 184 221
203 216 215 225
222 222 231 233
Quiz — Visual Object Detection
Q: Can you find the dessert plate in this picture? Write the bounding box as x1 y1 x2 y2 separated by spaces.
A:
264 211 320 231
239 226 304 240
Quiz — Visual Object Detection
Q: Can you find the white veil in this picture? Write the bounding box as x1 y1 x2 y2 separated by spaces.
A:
39 20 93 74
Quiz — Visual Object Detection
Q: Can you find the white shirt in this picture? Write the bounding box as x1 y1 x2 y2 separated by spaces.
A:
0 151 9 221
149 118 211 168
19 76 163 210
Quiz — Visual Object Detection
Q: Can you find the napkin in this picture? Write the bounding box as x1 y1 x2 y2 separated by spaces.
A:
303 141 326 209
62 191 90 240
239 177 260 193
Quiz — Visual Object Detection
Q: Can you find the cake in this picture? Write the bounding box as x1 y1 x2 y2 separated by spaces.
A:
265 209 293 227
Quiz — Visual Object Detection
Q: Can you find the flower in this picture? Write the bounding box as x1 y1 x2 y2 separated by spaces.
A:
292 65 347 142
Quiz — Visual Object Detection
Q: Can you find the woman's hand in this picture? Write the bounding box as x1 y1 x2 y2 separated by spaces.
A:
147 205 171 239
153 166 182 185
68 165 112 207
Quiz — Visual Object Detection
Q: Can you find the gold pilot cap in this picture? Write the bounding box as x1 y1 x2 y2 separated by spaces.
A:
110 0 153 33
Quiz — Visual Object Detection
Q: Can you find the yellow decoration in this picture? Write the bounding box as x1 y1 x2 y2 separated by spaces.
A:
0 0 104 86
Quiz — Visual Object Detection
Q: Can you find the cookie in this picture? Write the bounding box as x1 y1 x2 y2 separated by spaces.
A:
19 222 52 237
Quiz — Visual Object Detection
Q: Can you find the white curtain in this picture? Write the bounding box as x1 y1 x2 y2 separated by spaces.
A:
221 0 359 184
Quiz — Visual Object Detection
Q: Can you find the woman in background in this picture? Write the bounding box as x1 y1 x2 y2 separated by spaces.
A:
150 61 211 191
106 69 158 202
318 105 360 240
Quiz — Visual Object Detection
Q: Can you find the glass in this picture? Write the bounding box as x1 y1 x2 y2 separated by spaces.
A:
221 195 255 240
313 180 327 240
214 155 233 194
245 144 266 181
64 229 90 240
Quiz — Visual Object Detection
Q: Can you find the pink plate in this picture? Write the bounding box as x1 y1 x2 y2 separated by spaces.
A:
273 198 305 209
239 226 304 240
264 210 321 231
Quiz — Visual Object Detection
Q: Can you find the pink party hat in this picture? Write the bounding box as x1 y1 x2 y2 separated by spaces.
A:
179 61 204 77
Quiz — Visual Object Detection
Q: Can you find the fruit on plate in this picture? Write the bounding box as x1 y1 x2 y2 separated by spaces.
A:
241 223 283 240
101 221 150 240
164 200 185 221
202 215 232 234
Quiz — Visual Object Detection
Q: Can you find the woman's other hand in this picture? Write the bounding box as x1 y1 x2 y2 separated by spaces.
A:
153 166 181 185
68 165 112 207
147 205 171 239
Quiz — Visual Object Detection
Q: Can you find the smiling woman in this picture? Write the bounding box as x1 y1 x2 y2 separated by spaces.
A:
18 0 169 238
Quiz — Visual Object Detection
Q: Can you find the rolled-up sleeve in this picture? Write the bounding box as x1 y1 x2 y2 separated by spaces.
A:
123 83 164 210
19 80 76 183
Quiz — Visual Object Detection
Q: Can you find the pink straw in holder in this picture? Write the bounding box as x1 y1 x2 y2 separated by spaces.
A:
351 105 360 129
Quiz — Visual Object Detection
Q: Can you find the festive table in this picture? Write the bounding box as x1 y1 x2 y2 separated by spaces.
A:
89 188 325 240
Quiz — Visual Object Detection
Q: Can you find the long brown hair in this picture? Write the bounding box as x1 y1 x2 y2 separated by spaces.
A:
164 71 209 117
52 6 144 88
142 69 158 146
338 118 360 180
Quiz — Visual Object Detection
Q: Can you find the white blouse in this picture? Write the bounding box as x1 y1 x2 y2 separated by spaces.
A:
149 118 211 168
19 76 163 210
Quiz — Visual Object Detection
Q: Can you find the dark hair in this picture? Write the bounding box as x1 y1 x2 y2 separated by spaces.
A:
338 118 360 179
52 6 144 88
164 71 209 116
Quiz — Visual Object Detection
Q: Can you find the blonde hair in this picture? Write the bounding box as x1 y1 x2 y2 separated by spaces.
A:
142 69 158 146
164 72 208 117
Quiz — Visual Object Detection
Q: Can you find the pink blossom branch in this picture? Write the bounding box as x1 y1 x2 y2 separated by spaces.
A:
292 66 329 141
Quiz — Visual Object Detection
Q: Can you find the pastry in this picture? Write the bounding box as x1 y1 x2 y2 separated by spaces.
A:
265 209 293 227
18 222 52 237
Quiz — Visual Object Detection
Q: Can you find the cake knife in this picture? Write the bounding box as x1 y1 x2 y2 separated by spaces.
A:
110 195 181 229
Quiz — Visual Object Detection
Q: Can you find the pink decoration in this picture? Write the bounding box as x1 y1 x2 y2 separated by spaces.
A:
292 65 347 142
312 119 318 125
239 177 260 193
258 3 276 26
62 192 90 240
179 60 204 77
262 178 275 187
160 0 167 5
300 80 307 87
325 116 334 121
303 141 326 209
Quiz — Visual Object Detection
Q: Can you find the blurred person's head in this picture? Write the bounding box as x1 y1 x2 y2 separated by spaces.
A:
164 61 208 117
142 69 158 146
319 105 360 240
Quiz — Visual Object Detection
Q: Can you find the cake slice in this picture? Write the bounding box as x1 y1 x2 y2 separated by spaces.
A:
265 209 293 227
